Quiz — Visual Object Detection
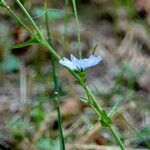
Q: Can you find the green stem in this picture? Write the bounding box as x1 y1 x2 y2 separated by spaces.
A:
64 0 68 39
15 0 41 35
72 0 82 58
62 0 69 57
109 125 125 150
71 75 125 149
52 62 65 150
45 9 65 150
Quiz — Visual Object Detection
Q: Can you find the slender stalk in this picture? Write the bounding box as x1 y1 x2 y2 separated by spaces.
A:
62 0 69 57
42 41 60 60
15 0 41 36
72 0 82 58
51 62 65 150
69 73 125 149
109 125 125 150
64 0 68 36
45 9 65 150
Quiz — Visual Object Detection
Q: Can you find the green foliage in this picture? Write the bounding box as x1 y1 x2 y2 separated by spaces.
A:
0 54 20 72
133 127 150 140
119 61 137 89
9 119 31 141
131 127 150 148
113 0 139 21
75 70 87 83
11 38 39 49
108 98 122 117
32 8 68 20
99 110 112 127
91 45 98 55
36 138 60 150
94 61 139 117
30 107 45 128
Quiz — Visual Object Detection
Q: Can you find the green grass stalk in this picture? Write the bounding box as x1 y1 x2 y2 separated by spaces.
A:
45 8 65 150
72 0 82 58
62 0 69 57
15 0 42 36
109 125 125 150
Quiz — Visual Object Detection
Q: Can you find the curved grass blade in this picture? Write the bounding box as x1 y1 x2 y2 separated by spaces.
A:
32 8 72 21
11 38 39 49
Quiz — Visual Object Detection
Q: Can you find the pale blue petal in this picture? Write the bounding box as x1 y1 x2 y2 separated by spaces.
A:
80 59 90 70
59 58 77 70
59 54 102 71
85 55 102 68
75 59 84 70
70 54 78 63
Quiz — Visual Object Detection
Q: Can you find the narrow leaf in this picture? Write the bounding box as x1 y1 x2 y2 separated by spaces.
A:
11 38 39 49
91 45 98 55
32 8 72 20
108 99 122 117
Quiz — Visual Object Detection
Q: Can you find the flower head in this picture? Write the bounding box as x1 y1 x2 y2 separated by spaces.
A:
59 54 102 71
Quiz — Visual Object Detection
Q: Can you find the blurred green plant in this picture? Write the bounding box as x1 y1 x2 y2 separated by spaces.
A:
36 138 59 150
9 118 32 141
45 7 65 149
32 8 68 21
131 127 150 148
30 107 45 128
119 61 137 89
0 54 20 72
71 0 82 58
94 60 140 117
113 0 137 20
113 0 150 34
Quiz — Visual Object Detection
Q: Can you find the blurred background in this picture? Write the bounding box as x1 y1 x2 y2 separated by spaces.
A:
0 0 150 149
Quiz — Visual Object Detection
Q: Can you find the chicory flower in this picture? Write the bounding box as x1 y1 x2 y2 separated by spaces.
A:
59 54 102 71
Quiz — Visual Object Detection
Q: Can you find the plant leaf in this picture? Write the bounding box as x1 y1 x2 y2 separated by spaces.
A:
91 45 98 55
108 97 123 117
11 38 39 49
32 8 71 20
99 110 112 127
36 138 60 150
